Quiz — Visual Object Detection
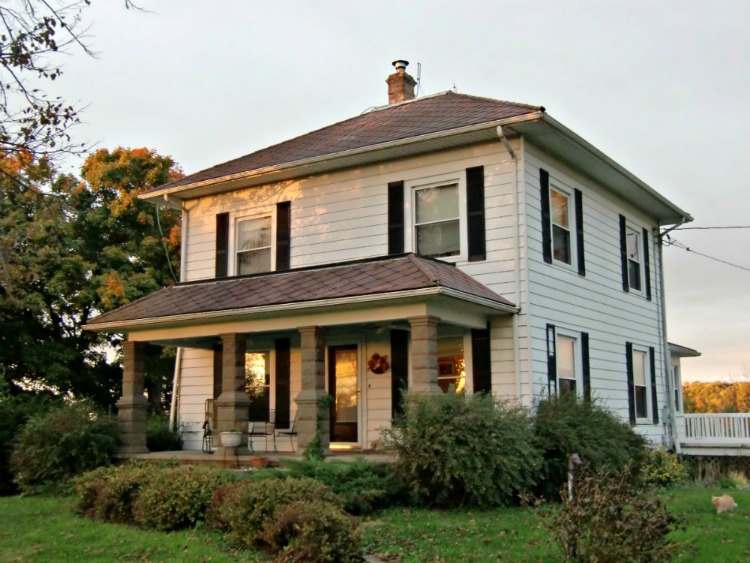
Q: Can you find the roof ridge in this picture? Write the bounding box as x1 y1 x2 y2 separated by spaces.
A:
407 254 443 286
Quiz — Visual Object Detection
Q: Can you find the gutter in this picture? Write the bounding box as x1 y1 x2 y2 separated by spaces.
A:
84 286 518 332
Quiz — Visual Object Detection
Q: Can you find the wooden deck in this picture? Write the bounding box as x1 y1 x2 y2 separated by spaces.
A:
676 413 750 456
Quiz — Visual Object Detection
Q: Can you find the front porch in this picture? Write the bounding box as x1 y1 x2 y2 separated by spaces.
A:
84 254 517 457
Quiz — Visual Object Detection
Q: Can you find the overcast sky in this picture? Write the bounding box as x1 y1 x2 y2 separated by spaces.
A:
52 0 749 382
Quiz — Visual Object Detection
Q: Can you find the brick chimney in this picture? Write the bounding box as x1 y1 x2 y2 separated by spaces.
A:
386 60 417 104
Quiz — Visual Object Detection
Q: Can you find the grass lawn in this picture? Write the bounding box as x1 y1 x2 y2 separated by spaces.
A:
1 486 748 562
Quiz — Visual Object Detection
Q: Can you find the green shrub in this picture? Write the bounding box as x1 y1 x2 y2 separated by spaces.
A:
73 461 164 523
132 465 235 531
259 500 362 562
206 477 341 548
284 459 408 514
546 466 679 562
0 393 58 495
639 449 690 488
533 394 646 499
146 413 182 452
10 400 119 492
381 391 541 507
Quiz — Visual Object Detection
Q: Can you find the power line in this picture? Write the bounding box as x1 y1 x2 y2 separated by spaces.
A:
664 237 750 273
673 225 750 231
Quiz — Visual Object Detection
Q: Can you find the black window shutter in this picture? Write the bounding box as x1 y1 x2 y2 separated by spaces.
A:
540 169 552 264
466 166 486 262
215 212 229 278
575 188 585 276
390 329 409 418
626 342 635 425
581 332 591 402
276 201 291 271
546 323 556 395
388 181 405 255
471 325 492 393
649 346 658 424
211 343 223 430
642 228 652 301
274 338 291 429
619 215 629 292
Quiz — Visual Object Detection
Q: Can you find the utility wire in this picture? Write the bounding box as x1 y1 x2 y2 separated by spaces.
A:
155 206 179 282
663 237 750 273
673 225 750 231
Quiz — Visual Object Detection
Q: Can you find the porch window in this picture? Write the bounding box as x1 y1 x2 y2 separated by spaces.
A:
245 351 270 421
437 337 465 393
632 348 648 419
237 216 272 275
414 184 460 258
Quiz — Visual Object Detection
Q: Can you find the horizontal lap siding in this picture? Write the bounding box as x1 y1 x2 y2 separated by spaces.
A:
524 144 666 440
177 348 214 450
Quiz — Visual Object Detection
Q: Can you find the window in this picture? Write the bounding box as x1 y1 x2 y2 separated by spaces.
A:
245 351 270 421
414 183 460 258
626 226 642 291
437 337 465 393
556 334 578 394
632 348 649 419
551 187 572 264
236 216 272 275
672 365 682 412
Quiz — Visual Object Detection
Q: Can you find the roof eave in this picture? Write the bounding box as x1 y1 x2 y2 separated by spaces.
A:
510 115 693 226
83 286 517 333
139 112 545 204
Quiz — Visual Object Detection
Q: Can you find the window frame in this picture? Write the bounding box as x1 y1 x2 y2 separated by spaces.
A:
405 173 467 262
549 182 576 268
230 210 276 276
631 345 651 422
625 224 644 293
555 329 582 396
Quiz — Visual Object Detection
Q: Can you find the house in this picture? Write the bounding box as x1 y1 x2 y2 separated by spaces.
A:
85 60 694 455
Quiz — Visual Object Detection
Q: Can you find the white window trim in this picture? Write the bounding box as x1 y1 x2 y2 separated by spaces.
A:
625 222 645 295
631 344 652 422
404 172 467 262
555 328 583 397
549 182 577 270
229 209 276 276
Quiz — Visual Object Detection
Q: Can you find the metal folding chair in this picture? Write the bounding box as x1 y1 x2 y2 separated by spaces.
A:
275 412 298 452
248 410 276 452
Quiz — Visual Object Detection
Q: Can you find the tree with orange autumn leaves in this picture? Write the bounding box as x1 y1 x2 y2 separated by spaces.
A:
0 147 182 408
682 381 750 414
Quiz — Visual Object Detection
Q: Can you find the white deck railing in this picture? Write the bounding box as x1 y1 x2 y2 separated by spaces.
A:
677 413 750 445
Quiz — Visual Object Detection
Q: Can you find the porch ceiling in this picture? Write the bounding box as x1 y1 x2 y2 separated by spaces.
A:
84 254 517 335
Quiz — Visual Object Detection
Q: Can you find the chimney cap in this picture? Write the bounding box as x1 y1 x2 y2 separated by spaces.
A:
392 60 409 71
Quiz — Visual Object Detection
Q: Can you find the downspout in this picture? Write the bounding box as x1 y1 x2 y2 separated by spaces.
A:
169 347 183 432
657 219 686 456
169 201 189 432
497 126 523 403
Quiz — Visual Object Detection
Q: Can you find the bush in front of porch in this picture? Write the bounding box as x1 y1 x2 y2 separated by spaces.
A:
382 391 541 507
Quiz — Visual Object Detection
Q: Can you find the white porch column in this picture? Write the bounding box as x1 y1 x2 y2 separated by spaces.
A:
409 315 440 394
295 326 329 451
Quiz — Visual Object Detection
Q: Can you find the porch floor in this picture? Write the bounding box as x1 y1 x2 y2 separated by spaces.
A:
117 449 395 468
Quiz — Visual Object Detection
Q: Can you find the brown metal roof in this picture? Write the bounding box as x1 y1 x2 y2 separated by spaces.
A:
85 254 516 330
143 92 540 196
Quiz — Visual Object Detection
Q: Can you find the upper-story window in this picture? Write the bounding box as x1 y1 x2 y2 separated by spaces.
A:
626 226 643 292
414 183 460 258
550 186 573 265
237 216 272 275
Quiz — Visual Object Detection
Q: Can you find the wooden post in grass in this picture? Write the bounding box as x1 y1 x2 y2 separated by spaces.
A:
567 452 583 560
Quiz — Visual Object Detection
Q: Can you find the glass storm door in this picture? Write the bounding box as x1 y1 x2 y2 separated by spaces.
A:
328 345 359 443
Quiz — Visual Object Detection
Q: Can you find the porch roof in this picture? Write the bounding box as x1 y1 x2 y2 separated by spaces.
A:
84 254 517 332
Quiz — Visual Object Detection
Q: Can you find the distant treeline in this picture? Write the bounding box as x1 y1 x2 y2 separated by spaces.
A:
682 381 750 413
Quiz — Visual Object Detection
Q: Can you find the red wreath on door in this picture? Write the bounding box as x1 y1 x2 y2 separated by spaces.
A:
367 353 389 374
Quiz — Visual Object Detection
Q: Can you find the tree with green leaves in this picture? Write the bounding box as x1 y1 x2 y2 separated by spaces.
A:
0 147 182 409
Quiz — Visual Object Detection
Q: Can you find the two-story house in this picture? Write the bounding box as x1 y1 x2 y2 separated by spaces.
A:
86 61 692 455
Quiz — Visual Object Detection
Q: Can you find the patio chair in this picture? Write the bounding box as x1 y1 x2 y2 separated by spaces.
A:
275 412 298 452
248 410 276 452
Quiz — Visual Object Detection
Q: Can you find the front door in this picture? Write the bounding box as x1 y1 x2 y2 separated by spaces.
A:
328 345 359 443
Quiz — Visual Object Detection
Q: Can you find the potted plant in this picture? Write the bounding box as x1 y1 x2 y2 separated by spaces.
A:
220 427 243 448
